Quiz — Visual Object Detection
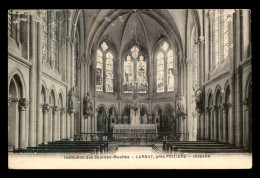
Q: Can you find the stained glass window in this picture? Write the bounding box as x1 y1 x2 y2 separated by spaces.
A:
213 10 220 67
96 49 103 91
123 55 134 93
210 9 233 71
167 50 174 91
96 42 115 92
51 11 57 68
106 52 114 92
137 55 148 93
223 10 229 61
42 10 48 64
157 52 165 93
123 45 148 93
156 41 175 93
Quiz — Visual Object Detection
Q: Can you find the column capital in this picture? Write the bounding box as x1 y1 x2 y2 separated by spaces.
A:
192 112 197 118
42 103 50 113
211 105 218 113
18 98 29 111
205 107 211 113
195 36 205 46
221 103 229 112
60 107 66 115
68 108 74 115
71 37 77 46
52 106 60 114
243 98 251 111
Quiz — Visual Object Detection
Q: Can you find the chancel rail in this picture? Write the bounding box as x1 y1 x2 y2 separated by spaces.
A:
75 132 189 143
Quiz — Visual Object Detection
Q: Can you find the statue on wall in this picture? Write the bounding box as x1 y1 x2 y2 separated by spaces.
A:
193 87 204 113
83 92 93 117
68 87 75 109
176 95 186 116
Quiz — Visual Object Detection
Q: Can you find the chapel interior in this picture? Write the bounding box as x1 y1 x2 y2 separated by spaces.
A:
8 9 252 154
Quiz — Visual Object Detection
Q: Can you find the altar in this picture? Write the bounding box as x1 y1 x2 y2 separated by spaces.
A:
112 124 158 139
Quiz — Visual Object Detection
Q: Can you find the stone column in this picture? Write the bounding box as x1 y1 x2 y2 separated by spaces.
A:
210 107 214 140
67 109 71 139
218 105 223 142
29 15 37 147
200 112 205 140
221 103 228 143
213 105 218 141
179 116 183 135
18 98 29 149
74 111 79 136
205 107 210 139
42 104 50 144
196 113 200 140
52 106 59 141
87 115 92 135
243 98 250 150
36 17 43 146
241 9 251 59
228 103 234 144
68 109 74 140
60 108 66 140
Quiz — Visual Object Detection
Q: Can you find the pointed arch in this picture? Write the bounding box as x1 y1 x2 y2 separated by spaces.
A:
108 104 118 115
206 88 214 107
152 104 163 115
214 85 224 105
8 69 26 98
96 104 108 114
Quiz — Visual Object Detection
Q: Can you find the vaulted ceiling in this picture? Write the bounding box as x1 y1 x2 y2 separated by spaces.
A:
76 9 201 61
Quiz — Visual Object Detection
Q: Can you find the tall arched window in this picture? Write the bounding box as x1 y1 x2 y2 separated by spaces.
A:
123 45 148 93
213 9 220 68
210 9 234 70
105 52 114 92
42 10 48 64
96 42 114 92
155 41 175 93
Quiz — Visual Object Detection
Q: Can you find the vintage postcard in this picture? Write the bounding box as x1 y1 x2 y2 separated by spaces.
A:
8 9 252 169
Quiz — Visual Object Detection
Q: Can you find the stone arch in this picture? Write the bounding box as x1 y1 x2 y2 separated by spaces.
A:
96 105 107 132
49 89 56 106
108 104 118 115
163 103 174 116
140 104 149 115
8 73 25 150
58 89 65 108
152 36 171 61
87 9 184 68
224 80 230 101
214 85 224 105
58 92 63 108
41 85 47 104
152 104 163 115
224 84 231 104
121 104 130 116
164 104 176 133
96 104 108 115
8 69 26 98
206 88 213 107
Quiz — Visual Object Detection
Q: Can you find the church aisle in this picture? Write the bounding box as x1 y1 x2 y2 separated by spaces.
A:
115 146 156 155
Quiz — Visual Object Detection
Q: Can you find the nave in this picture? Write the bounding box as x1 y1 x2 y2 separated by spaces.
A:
8 9 252 157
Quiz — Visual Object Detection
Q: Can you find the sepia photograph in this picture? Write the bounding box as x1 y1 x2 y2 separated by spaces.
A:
8 9 252 169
